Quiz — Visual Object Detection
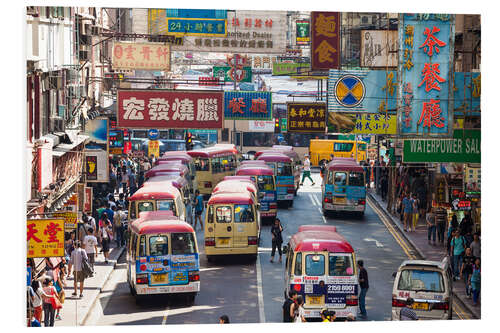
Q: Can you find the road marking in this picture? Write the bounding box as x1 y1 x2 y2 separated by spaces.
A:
317 208 328 224
363 238 384 247
313 194 322 206
256 254 266 323
309 194 318 207
162 307 169 325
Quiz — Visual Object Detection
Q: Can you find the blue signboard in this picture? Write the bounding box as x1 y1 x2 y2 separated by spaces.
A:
27 267 32 286
224 91 272 120
397 13 455 136
148 129 159 140
328 70 398 114
454 72 481 117
166 18 227 36
165 8 227 19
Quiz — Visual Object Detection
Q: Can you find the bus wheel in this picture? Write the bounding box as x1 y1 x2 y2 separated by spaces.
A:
288 200 294 208
358 211 365 218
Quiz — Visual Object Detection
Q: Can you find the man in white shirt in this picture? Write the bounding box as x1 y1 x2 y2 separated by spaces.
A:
83 228 98 270
69 241 88 298
300 155 315 186
142 158 151 171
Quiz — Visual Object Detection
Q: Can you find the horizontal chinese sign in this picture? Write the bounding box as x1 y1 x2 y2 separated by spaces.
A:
117 90 224 129
224 91 272 120
53 211 78 230
27 219 65 258
149 8 227 37
403 129 480 163
287 103 326 133
360 30 398 67
397 14 455 136
171 11 287 54
165 18 227 36
249 120 275 132
112 42 171 71
328 70 398 113
328 113 397 134
272 62 310 75
213 66 252 82
454 72 481 116
311 12 340 70
296 19 310 45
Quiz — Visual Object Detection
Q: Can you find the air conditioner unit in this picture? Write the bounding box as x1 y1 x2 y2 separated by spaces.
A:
50 118 65 132
79 35 92 46
67 69 78 82
79 50 89 61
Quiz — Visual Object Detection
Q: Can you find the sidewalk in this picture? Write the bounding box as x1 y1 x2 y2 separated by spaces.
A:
367 189 481 319
56 244 125 326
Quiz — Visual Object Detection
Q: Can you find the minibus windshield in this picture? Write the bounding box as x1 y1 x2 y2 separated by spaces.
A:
257 175 275 191
277 162 292 176
305 254 325 276
149 235 169 256
397 269 445 292
194 157 209 171
171 233 196 255
348 172 365 187
328 254 354 276
157 199 176 215
234 205 254 222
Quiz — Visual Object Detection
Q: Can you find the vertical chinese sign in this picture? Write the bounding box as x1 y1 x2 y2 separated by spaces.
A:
397 14 455 136
112 42 171 71
287 103 326 133
224 91 272 120
311 12 340 70
117 90 224 129
296 19 310 45
27 219 65 258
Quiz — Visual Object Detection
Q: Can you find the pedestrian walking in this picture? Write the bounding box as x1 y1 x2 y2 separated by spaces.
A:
283 290 298 322
64 232 75 278
426 208 436 245
411 194 419 231
219 315 230 324
447 215 459 254
120 165 128 195
193 190 204 230
41 278 60 326
469 258 481 306
399 298 419 320
99 218 113 264
292 295 306 323
460 248 475 297
83 228 98 270
435 207 447 246
53 269 65 321
29 279 54 324
401 193 412 232
70 241 88 298
450 230 466 280
114 205 126 247
270 218 283 263
128 168 137 195
300 155 315 186
470 232 481 258
357 260 369 317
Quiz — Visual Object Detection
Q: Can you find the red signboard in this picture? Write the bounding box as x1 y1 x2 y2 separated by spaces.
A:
117 90 224 129
311 12 340 71
84 187 93 213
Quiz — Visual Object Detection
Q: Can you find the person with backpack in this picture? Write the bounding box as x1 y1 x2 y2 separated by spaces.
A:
447 215 459 254
113 205 126 247
450 230 467 280
291 295 306 323
460 248 475 298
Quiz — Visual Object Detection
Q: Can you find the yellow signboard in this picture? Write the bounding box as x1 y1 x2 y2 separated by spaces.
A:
148 140 160 158
27 219 65 258
53 211 78 230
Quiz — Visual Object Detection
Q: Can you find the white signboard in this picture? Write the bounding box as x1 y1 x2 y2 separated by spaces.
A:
249 120 275 132
172 11 287 54
360 30 398 68
84 149 109 183
112 42 171 71
37 142 53 191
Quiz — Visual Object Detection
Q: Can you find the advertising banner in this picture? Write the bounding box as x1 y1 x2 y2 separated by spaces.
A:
117 90 224 129
249 120 275 132
403 129 480 163
287 102 326 133
37 142 52 191
84 187 93 213
272 62 310 76
213 66 252 82
397 14 455 136
328 113 397 134
360 30 398 67
85 150 109 182
311 12 340 70
85 155 98 181
84 118 109 151
112 42 171 71
454 72 481 116
171 11 287 54
53 211 78 230
464 165 481 192
148 140 160 158
296 19 310 45
251 55 278 69
149 8 227 36
224 91 272 120
27 219 65 258
328 70 398 113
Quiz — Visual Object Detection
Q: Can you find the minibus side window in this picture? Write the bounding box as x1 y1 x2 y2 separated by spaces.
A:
171 233 196 255
138 201 154 214
216 206 232 223
294 253 302 276
131 234 138 259
207 205 214 223
327 171 334 185
234 204 254 222
305 254 325 276
334 172 347 186
211 157 220 174
138 235 146 257
328 254 354 276
149 235 169 256
129 202 136 219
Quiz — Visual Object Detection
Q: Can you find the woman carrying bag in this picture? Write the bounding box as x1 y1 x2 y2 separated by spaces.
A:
41 278 61 327
99 216 113 264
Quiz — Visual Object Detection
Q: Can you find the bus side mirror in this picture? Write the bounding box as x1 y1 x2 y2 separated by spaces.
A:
257 203 261 210
392 272 397 278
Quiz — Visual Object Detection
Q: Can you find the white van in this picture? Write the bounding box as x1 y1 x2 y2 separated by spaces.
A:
391 258 453 320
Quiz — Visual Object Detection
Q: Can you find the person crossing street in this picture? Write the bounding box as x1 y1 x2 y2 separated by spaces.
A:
300 155 315 186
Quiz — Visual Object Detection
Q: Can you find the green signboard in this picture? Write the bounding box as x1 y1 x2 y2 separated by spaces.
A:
280 118 287 132
296 19 310 45
213 66 252 83
403 130 481 163
272 62 310 76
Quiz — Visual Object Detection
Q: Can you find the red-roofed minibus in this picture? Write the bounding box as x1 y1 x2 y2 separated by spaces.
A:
236 165 277 223
213 180 259 203
143 175 191 206
204 191 260 261
257 152 296 207
128 183 186 222
145 162 189 181
156 153 197 195
126 211 200 304
283 225 359 320
321 158 366 217
187 146 238 197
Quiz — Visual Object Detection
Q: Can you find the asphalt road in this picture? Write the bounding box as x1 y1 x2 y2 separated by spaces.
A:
86 172 466 325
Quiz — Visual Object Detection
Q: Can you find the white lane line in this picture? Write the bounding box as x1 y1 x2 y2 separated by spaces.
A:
309 194 318 207
318 208 328 224
313 194 322 206
363 237 384 248
256 254 266 323
162 307 170 325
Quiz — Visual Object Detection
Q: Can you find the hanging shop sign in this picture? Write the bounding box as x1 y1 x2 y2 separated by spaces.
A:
249 120 275 132
213 66 252 82
451 199 472 211
397 13 455 136
272 62 310 76
84 186 93 213
464 165 481 192
27 219 65 258
287 102 326 133
224 91 272 120
37 142 53 191
327 113 397 134
148 140 160 158
251 55 278 69
360 30 398 68
199 76 220 86
328 69 398 113
454 72 481 117
171 11 287 54
85 150 109 182
117 90 224 129
403 129 480 163
148 8 227 37
296 19 310 45
311 12 340 70
112 42 171 71
109 129 124 148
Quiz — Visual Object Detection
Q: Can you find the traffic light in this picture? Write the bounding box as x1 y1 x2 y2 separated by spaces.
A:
274 118 281 133
185 132 193 151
